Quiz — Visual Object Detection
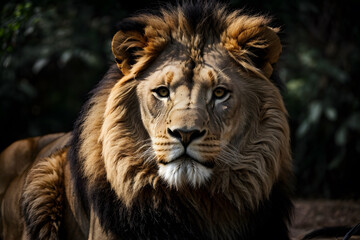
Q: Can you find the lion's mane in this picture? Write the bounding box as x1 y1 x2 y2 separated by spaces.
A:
68 1 292 239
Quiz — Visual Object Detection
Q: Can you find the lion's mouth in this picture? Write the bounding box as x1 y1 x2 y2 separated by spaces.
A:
159 154 214 169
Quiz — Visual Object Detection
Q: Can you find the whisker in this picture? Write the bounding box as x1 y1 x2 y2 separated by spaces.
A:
153 142 174 146
133 139 157 164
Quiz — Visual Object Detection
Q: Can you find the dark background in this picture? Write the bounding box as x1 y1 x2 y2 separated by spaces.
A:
1 0 359 198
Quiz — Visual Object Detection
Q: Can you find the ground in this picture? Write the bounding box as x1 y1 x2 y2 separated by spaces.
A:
291 199 360 240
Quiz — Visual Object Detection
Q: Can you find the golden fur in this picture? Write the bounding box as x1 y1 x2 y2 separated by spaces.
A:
1 2 292 239
21 149 67 239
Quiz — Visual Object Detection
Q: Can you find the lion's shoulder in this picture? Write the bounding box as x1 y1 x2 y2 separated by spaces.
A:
0 133 71 195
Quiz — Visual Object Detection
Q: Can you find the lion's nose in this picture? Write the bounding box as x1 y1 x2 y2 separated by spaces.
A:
167 128 206 148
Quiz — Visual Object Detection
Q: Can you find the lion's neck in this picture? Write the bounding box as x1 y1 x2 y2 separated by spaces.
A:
88 170 246 239
86 168 291 239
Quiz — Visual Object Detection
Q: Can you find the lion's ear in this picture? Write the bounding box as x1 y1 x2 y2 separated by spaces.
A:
111 25 147 75
224 24 282 79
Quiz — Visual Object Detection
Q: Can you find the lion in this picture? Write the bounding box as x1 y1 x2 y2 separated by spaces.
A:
0 1 293 239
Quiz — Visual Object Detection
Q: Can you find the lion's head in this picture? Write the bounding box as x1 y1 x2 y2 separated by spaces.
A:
70 1 292 238
133 43 278 190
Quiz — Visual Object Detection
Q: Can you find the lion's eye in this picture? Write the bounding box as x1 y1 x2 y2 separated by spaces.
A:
153 86 170 98
213 87 228 99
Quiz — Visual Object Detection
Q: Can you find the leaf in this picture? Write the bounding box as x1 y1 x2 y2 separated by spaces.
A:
60 51 72 65
325 107 337 121
335 127 347 146
32 58 49 73
18 79 37 98
308 101 322 123
297 120 310 137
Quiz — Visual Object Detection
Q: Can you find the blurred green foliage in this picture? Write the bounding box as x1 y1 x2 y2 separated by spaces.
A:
1 0 359 198
275 1 360 198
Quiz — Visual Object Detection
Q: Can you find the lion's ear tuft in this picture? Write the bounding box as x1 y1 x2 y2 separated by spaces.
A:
112 21 147 75
224 23 282 79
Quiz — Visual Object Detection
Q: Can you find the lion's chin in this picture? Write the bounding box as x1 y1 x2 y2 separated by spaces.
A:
158 159 213 189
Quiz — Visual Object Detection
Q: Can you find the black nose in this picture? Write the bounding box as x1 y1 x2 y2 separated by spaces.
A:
167 128 206 147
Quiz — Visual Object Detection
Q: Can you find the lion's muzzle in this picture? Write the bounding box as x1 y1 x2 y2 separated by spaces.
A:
155 108 214 188
167 128 206 148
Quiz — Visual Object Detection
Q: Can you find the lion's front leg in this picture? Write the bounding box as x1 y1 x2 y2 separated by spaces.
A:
1 174 27 240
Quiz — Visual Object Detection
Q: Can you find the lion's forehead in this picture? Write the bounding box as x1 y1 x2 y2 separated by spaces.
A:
151 63 231 91
144 42 234 85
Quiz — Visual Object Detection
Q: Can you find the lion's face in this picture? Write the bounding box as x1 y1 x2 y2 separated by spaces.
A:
137 43 247 188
